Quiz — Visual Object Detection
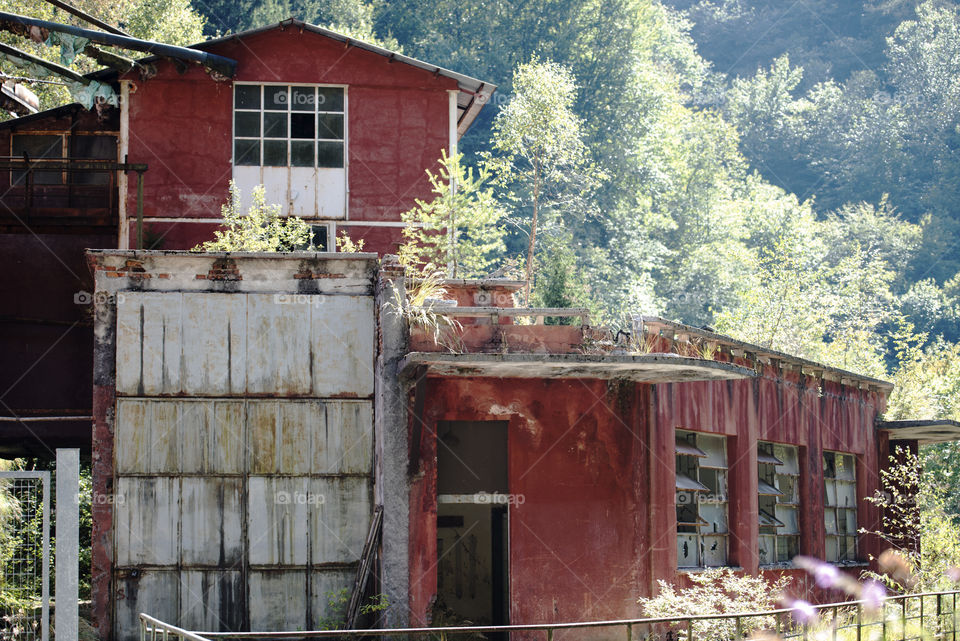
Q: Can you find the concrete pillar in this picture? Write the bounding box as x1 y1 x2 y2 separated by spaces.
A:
55 448 80 641
374 256 411 627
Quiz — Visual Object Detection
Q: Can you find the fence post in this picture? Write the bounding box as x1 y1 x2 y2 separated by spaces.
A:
55 449 80 641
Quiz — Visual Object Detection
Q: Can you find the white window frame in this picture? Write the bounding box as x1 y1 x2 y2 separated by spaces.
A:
231 82 350 221
758 441 801 566
676 430 730 568
823 450 858 563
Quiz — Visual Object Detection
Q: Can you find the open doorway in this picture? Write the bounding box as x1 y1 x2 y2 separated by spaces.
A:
435 420 509 636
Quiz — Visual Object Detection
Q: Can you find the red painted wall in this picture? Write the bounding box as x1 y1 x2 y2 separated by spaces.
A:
123 27 458 253
409 365 888 633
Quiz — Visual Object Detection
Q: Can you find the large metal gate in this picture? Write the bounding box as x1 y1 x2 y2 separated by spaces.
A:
0 471 50 641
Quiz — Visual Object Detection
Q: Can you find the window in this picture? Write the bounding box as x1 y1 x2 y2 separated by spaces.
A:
758 442 800 565
12 134 64 184
823 451 857 563
293 224 331 252
676 430 729 568
233 84 345 169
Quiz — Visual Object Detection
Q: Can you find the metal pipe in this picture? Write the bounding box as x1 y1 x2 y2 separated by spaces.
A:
0 416 93 422
0 11 237 77
0 41 86 83
42 0 130 35
136 169 144 249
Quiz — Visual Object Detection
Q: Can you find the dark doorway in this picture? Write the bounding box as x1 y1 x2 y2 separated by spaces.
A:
436 421 509 638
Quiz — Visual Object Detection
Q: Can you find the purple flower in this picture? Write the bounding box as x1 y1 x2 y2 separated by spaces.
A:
860 579 886 613
787 599 819 626
795 556 841 589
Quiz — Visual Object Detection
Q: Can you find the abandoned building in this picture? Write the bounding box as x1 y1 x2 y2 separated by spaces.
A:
4 12 960 641
0 15 493 457
81 249 959 640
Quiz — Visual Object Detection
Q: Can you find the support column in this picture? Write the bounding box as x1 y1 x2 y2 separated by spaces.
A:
55 449 80 641
374 255 410 627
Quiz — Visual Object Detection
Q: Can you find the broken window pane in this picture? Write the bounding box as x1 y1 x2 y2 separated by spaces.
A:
291 113 315 139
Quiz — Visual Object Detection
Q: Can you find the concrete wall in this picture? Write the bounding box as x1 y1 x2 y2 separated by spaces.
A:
89 251 378 641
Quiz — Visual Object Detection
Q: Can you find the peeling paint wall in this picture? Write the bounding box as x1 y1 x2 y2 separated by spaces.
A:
410 365 886 633
90 251 378 641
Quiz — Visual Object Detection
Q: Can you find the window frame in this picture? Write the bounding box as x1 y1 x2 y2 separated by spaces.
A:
10 132 119 185
757 441 801 566
231 82 348 170
676 430 730 569
823 450 858 564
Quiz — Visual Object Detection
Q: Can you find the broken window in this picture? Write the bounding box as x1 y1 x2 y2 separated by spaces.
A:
233 84 345 168
676 430 729 568
823 451 857 563
758 442 800 565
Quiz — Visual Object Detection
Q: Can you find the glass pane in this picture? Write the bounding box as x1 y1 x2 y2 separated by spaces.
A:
317 113 344 139
234 139 260 166
311 224 329 251
263 140 287 166
317 87 344 111
69 135 117 185
291 141 314 167
291 113 315 139
263 112 287 138
317 141 343 168
235 112 260 137
291 86 315 111
265 86 288 110
235 84 260 109
12 135 63 184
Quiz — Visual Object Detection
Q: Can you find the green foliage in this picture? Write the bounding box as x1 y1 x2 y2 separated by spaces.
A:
638 568 792 640
194 182 312 252
0 0 206 116
489 57 598 304
399 152 506 279
863 447 960 592
315 588 388 630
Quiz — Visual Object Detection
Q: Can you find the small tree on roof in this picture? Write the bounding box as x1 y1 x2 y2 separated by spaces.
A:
398 150 506 279
194 181 312 252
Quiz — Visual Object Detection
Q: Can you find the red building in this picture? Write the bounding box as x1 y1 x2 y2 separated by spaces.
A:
0 18 494 454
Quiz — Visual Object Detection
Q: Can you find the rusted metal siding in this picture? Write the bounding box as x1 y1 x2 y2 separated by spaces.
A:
91 253 377 641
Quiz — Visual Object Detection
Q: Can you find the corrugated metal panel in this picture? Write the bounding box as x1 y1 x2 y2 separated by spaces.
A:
182 294 247 396
248 571 308 631
180 478 244 567
115 293 374 398
114 477 179 566
312 477 371 563
247 476 310 566
179 570 244 632
113 284 375 636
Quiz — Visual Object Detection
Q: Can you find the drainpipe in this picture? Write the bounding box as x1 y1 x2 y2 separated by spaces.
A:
117 80 131 249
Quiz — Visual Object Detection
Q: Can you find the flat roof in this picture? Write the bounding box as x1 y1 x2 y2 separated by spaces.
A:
400 352 756 384
878 419 960 444
638 316 894 391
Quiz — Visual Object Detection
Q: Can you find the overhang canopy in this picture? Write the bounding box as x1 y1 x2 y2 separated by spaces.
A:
878 419 960 445
399 352 756 383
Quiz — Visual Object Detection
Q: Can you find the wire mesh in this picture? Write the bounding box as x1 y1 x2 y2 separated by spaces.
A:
0 475 49 641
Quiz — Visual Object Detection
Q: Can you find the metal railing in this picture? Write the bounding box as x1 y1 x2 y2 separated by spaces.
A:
139 589 960 641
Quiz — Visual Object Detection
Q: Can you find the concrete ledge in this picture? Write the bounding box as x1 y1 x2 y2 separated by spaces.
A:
879 419 960 444
399 352 755 383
